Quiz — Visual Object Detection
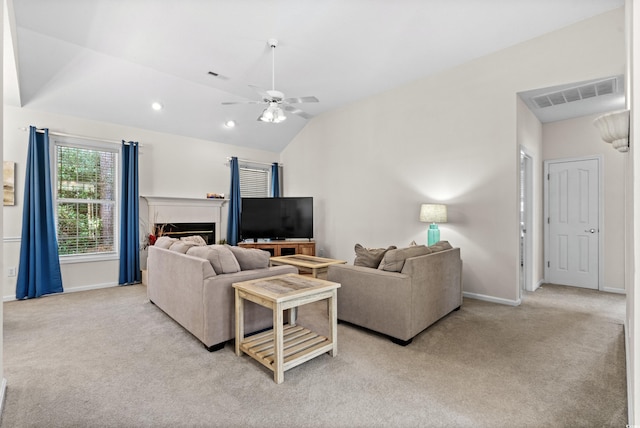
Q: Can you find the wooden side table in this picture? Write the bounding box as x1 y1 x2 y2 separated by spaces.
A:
269 254 346 279
233 274 340 384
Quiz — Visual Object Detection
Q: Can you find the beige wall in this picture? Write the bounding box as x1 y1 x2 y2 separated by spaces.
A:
282 8 625 304
2 105 280 299
542 113 626 292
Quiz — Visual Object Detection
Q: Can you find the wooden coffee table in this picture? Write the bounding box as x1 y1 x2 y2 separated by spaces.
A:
233 273 340 384
269 254 346 279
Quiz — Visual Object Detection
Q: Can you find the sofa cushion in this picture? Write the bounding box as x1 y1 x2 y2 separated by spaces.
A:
378 245 432 272
154 236 177 249
429 241 453 252
227 245 270 270
180 235 207 246
354 244 397 268
187 245 241 274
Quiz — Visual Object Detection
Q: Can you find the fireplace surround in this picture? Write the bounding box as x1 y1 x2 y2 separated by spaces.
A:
141 196 228 246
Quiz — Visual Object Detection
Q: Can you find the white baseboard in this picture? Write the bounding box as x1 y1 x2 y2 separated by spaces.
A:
602 286 626 294
3 282 119 302
463 291 521 306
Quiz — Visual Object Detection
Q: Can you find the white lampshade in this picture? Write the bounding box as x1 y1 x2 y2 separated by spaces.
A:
419 204 447 223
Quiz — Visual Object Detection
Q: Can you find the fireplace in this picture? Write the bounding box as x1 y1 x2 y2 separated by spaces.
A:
141 196 228 246
155 222 215 244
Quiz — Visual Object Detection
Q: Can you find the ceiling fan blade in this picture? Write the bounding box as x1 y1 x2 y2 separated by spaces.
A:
283 105 313 119
283 96 319 104
221 100 263 105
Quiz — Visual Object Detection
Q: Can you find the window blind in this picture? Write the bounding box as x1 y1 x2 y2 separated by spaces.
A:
240 166 269 197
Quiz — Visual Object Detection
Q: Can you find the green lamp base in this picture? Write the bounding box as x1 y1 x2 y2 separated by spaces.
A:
427 224 440 246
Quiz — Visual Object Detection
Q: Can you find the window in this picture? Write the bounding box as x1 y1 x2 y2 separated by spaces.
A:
239 165 269 197
54 140 118 257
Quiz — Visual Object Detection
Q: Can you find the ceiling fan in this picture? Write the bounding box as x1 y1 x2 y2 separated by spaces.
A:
222 38 318 123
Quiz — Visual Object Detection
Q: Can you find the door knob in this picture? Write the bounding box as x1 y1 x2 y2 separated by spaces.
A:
585 228 596 233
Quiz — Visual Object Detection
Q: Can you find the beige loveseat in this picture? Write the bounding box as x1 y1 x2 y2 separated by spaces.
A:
147 238 297 351
327 242 462 345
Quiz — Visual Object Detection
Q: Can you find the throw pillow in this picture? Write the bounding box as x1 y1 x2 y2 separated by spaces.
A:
180 235 207 246
169 241 198 254
378 245 431 272
154 236 177 249
429 241 453 252
187 245 241 274
227 245 270 270
354 244 397 268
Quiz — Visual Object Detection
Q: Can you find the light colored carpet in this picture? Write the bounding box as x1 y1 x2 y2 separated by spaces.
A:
1 283 627 427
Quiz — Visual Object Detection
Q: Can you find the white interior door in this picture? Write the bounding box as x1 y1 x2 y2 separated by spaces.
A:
545 158 600 289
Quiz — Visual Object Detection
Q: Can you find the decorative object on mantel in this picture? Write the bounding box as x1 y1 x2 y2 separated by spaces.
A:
593 109 630 153
206 193 225 199
419 204 448 246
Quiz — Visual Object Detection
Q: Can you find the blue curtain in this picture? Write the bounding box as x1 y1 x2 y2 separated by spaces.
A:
227 157 241 245
118 141 140 285
270 162 280 197
16 127 64 299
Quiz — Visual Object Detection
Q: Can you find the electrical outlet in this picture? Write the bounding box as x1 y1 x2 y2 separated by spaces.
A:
7 267 16 277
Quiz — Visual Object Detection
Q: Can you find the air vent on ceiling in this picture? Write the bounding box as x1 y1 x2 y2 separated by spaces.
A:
531 77 617 109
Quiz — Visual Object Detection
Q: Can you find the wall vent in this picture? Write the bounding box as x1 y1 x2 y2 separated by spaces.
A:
531 77 617 109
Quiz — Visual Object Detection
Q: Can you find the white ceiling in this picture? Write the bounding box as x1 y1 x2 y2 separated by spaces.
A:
4 0 625 152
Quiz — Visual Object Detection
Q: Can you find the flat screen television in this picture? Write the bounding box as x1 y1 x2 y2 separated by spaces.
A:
240 197 313 241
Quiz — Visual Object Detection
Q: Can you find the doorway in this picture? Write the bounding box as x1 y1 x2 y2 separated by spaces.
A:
520 149 533 296
544 156 602 290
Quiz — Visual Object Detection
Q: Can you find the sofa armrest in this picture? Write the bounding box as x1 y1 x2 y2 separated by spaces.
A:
147 246 215 341
328 264 413 339
402 248 462 332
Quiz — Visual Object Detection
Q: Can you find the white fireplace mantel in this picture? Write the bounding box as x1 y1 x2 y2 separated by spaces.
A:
140 196 228 243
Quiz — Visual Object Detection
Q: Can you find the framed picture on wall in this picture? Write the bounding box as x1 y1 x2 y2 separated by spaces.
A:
4 161 15 206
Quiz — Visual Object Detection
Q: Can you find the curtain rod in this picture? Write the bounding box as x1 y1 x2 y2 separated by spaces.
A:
19 127 141 146
226 157 283 167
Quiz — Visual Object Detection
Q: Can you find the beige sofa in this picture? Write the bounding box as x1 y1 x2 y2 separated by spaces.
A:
147 240 297 351
327 243 462 345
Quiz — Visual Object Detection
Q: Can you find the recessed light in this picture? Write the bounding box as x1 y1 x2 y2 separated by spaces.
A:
224 120 236 128
151 102 163 111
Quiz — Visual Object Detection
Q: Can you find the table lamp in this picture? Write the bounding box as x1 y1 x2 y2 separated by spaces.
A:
419 204 448 246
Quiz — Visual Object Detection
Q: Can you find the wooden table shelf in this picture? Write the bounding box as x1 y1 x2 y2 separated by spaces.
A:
239 324 333 372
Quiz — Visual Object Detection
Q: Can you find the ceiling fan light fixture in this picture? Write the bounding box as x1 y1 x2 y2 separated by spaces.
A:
259 103 286 123
223 38 316 121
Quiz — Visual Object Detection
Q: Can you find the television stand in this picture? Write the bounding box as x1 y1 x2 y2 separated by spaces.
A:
238 240 315 257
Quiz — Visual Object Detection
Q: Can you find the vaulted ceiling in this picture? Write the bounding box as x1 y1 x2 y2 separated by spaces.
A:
4 0 624 152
